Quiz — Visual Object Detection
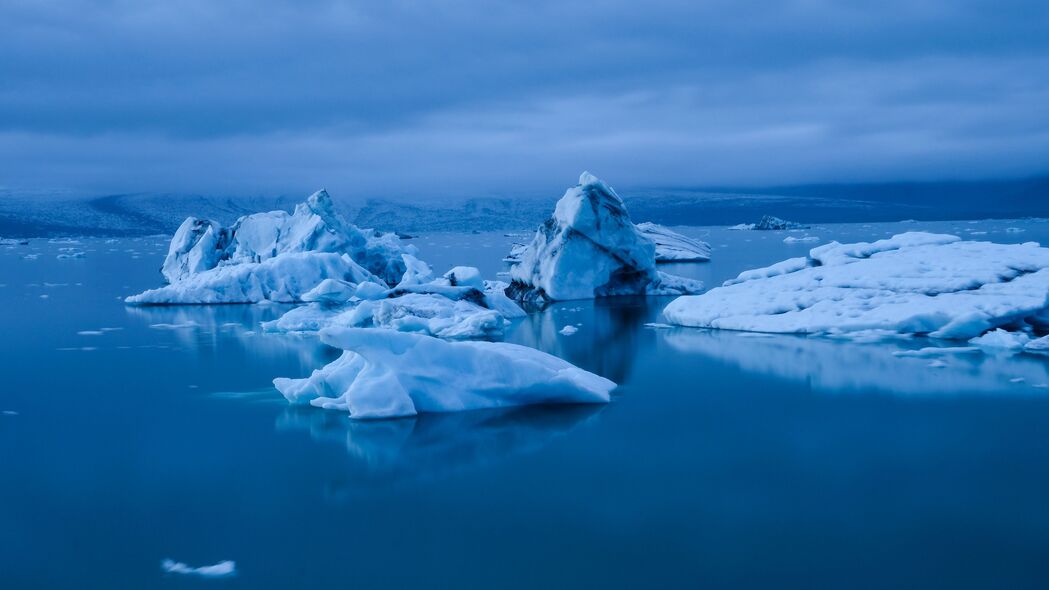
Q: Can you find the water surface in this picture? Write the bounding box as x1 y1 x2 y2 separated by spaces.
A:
2 220 1049 588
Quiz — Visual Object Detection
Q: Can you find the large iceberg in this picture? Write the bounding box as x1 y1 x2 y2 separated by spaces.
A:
663 232 1049 339
507 173 703 304
635 222 712 262
273 328 615 419
129 190 411 304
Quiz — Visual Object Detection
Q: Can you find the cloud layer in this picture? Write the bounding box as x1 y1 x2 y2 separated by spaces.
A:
2 0 1047 196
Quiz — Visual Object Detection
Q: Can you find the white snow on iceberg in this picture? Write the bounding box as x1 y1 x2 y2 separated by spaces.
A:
663 232 1049 339
635 222 712 262
127 252 383 305
131 190 411 304
273 328 615 419
507 173 702 304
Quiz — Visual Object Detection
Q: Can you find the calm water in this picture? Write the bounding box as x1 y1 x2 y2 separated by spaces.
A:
3 219 1049 588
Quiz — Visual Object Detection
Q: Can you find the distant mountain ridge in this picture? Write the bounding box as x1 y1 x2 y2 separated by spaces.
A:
1 176 1046 238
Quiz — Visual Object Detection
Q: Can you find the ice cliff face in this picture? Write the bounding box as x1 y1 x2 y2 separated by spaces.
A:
663 232 1049 339
273 327 615 419
507 173 703 304
131 190 412 304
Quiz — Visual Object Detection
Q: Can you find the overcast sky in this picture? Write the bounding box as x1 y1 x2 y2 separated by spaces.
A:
2 0 1047 198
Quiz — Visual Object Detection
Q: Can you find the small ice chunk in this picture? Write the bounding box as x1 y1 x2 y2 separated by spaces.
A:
783 235 820 244
559 325 578 336
969 329 1031 351
161 559 236 578
443 266 484 289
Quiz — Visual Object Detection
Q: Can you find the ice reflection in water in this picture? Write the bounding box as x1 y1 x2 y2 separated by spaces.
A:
276 404 603 488
664 328 1049 395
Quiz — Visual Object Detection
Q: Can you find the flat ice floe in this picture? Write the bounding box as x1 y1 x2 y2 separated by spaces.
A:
663 232 1049 339
262 262 524 339
161 559 236 578
128 190 410 304
635 222 712 262
273 328 615 419
507 173 702 304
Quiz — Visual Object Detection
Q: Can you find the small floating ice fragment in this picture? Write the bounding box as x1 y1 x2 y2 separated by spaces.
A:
161 559 236 578
559 325 578 336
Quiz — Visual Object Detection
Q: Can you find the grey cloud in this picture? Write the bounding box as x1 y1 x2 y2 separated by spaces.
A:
0 0 1047 195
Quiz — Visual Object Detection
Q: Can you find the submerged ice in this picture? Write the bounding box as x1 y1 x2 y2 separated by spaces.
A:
663 232 1049 340
273 328 615 419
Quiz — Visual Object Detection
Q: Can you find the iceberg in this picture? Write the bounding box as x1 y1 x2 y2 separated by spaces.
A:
132 190 412 304
273 328 615 419
663 232 1049 339
635 222 712 262
753 215 809 230
127 252 383 305
507 173 703 304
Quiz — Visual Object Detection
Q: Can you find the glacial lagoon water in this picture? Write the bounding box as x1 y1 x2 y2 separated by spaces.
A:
3 219 1049 588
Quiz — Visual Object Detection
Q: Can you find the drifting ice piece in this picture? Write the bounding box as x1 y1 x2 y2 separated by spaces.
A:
273 328 615 419
663 232 1049 339
635 222 712 262
507 173 702 303
262 264 524 339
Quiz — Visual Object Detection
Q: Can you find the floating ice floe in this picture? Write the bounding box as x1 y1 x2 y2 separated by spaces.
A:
969 329 1031 351
1026 335 1049 355
783 235 820 244
161 559 236 578
663 232 1049 340
634 222 711 262
128 190 411 304
506 173 703 304
262 260 524 339
559 325 578 336
273 328 615 419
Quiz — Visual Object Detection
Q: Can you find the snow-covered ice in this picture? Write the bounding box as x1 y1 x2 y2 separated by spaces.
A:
969 329 1031 351
127 252 382 305
507 173 703 304
783 235 820 244
635 222 712 262
664 232 1049 340
273 328 615 419
129 190 410 304
262 263 524 339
